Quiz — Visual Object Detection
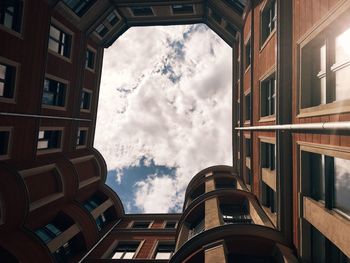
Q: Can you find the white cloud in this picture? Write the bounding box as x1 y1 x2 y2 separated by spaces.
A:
94 24 232 213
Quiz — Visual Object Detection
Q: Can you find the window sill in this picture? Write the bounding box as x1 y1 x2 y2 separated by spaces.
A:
259 115 276 123
298 99 350 118
0 24 23 39
262 205 277 227
48 49 72 64
42 104 67 111
259 29 276 53
36 148 62 155
85 66 96 73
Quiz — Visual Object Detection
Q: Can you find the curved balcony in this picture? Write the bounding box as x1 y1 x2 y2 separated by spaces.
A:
184 165 246 210
171 223 297 263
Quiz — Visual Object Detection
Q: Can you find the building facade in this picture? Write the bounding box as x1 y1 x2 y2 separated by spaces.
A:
0 0 349 262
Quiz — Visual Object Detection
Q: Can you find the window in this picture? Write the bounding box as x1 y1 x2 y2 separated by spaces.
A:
83 195 109 231
85 48 95 70
245 38 251 69
112 242 140 259
62 0 96 17
76 129 87 146
94 11 119 38
165 221 177 229
211 11 222 24
155 243 175 259
244 93 251 121
0 131 10 156
225 22 237 36
37 130 62 150
188 217 205 239
0 62 16 99
132 221 151 229
261 142 275 170
35 223 62 244
42 78 66 107
309 224 350 262
48 25 72 58
260 74 276 117
302 151 350 217
80 90 91 111
301 24 350 110
131 7 154 16
0 0 23 32
220 203 252 224
172 4 193 15
262 182 277 213
261 0 277 45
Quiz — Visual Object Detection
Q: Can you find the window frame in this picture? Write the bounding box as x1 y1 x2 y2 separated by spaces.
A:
0 56 19 103
111 241 142 259
80 88 92 112
76 127 88 148
130 220 153 229
41 74 69 110
48 19 74 62
36 127 64 155
297 3 350 118
244 35 252 71
61 0 96 17
152 241 175 260
259 69 276 121
244 90 251 123
85 45 96 72
0 127 12 160
93 9 121 39
130 6 154 17
171 4 195 15
0 0 24 37
260 0 277 49
164 221 177 229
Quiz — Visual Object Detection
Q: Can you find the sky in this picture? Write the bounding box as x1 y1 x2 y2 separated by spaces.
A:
94 24 232 214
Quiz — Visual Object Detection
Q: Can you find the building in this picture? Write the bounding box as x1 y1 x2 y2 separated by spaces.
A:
0 0 349 262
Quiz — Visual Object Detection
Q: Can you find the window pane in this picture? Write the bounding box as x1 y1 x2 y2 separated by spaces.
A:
335 27 350 63
155 252 172 259
50 26 61 41
112 252 123 259
123 252 135 259
335 65 350 101
0 64 5 80
49 39 60 53
334 158 350 215
4 13 13 29
37 140 48 149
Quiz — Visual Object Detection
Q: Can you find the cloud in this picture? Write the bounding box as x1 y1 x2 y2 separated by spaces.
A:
94 24 232 213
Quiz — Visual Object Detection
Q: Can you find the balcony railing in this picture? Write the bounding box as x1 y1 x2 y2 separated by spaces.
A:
222 214 253 224
188 218 205 240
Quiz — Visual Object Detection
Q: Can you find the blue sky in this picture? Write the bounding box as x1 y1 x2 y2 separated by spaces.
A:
94 24 232 213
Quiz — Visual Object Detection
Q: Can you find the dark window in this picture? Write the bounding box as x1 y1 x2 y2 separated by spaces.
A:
245 167 252 186
262 182 277 213
131 7 154 16
225 23 237 36
188 217 205 239
261 74 276 117
42 78 66 107
165 221 176 229
261 0 277 45
95 24 108 37
261 142 275 170
112 242 139 259
132 221 150 229
76 129 87 146
37 130 61 150
310 224 350 263
244 93 251 121
215 177 237 189
246 138 251 157
85 49 95 70
301 26 350 109
172 4 193 14
0 63 16 99
245 38 251 69
155 243 175 260
211 11 222 24
83 195 109 231
94 11 119 38
220 203 252 224
0 0 23 32
80 90 91 110
0 131 10 156
62 0 96 17
303 151 350 216
48 25 72 58
35 223 62 244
